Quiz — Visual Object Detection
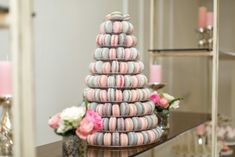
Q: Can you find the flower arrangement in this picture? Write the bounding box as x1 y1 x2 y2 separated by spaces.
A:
149 91 182 116
48 101 103 140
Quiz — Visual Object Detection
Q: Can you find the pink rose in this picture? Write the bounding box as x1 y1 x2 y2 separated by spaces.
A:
196 124 206 136
160 98 169 108
150 93 161 104
76 117 94 140
48 113 61 129
85 110 103 132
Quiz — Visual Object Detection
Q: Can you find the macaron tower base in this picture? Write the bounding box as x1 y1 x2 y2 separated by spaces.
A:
84 11 163 148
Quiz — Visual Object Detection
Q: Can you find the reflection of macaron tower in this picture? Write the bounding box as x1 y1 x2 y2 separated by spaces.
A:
84 12 163 147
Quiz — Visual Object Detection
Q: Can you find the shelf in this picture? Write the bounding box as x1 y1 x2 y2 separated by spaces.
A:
149 48 213 57
36 112 210 157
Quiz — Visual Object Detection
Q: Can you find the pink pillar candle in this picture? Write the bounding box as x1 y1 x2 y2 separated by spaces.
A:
0 61 12 97
207 12 214 27
149 64 162 83
198 6 207 28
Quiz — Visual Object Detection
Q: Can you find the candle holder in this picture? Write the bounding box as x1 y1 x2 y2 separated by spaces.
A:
148 82 166 91
0 96 13 156
197 27 213 50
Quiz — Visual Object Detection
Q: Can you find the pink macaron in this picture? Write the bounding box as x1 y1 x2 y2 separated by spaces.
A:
140 118 148 130
109 117 116 131
124 48 132 60
99 75 108 88
134 62 141 73
136 133 144 145
96 104 103 116
86 88 95 101
112 104 120 117
87 134 95 145
115 90 123 102
129 103 137 116
147 130 155 143
125 35 133 47
116 75 124 88
104 133 112 146
131 76 139 88
100 90 107 102
125 118 134 131
111 35 118 47
102 62 111 74
109 48 116 60
131 90 138 102
113 21 122 34
120 62 128 74
120 133 128 146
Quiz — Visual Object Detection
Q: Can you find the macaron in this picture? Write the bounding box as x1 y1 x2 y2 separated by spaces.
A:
120 133 128 146
117 118 125 131
125 118 133 131
113 21 122 34
112 133 120 146
104 133 112 146
87 134 95 145
99 22 105 34
102 48 109 60
112 104 120 117
109 48 116 60
120 103 126 116
93 133 99 145
129 103 137 116
119 33 126 45
111 61 119 73
88 102 97 111
108 75 115 87
97 133 104 145
122 21 129 33
109 117 116 131
132 117 140 130
146 130 155 143
130 47 138 60
99 75 108 88
117 47 124 59
141 131 149 144
100 90 107 102
128 132 137 146
145 116 153 129
104 20 112 33
111 35 118 47
116 75 124 88
135 102 143 115
108 88 115 102
124 75 131 87
136 133 144 145
116 90 123 102
102 62 111 74
96 104 103 116
103 118 109 131
123 90 130 102
94 48 103 60
104 34 111 46
104 103 112 116
94 89 101 101
95 61 103 73
127 62 135 74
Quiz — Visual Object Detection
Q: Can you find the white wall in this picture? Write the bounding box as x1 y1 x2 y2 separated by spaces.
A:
34 0 124 146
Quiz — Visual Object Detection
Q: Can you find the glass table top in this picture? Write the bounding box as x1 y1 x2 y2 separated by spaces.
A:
37 112 210 157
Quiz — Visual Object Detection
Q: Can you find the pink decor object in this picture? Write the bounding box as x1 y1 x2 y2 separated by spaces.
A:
207 12 214 27
196 124 206 136
0 61 12 97
149 64 162 83
198 6 207 28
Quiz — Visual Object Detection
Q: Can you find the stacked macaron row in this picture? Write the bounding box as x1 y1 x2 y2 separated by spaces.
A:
84 88 151 102
85 74 148 89
87 127 163 147
94 47 139 61
88 101 155 117
89 60 144 74
99 20 134 34
96 34 137 48
102 115 158 132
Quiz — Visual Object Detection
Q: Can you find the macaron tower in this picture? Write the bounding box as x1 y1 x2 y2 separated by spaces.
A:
84 11 163 147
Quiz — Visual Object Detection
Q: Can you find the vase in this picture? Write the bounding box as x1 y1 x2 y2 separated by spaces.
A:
62 135 87 157
158 112 170 130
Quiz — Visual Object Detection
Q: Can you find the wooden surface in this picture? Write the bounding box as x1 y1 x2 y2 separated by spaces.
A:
36 112 210 157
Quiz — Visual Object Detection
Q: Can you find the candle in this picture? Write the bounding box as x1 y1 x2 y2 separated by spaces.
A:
198 6 207 28
149 64 162 83
0 61 12 97
207 12 213 27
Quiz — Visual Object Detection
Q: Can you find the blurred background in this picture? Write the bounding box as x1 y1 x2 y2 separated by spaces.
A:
0 0 234 149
